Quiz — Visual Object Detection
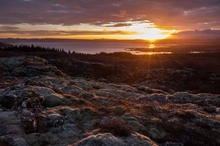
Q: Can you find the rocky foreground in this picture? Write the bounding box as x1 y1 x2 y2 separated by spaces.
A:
0 56 220 146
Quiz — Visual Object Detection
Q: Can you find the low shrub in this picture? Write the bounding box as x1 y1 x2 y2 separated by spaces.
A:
0 64 4 81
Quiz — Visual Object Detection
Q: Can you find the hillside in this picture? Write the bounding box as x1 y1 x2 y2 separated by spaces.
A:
0 56 220 146
0 42 13 48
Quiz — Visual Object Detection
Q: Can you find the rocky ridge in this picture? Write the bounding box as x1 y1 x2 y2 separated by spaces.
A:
0 56 220 146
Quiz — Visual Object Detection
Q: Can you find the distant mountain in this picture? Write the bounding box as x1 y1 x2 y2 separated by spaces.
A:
0 42 13 47
173 29 220 39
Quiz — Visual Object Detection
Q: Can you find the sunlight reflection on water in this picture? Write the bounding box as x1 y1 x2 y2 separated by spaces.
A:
131 51 172 55
189 51 205 54
148 43 156 49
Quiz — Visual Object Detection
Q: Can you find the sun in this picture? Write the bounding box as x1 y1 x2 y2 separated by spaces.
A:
124 22 175 41
134 27 173 41
141 28 171 40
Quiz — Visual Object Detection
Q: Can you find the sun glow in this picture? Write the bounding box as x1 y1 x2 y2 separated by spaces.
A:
0 21 175 40
140 29 170 40
121 21 175 41
131 27 174 41
148 43 156 49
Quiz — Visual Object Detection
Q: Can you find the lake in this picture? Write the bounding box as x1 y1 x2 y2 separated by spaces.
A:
11 40 174 55
11 40 220 55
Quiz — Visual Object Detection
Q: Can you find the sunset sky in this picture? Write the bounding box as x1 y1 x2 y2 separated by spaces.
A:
0 0 220 40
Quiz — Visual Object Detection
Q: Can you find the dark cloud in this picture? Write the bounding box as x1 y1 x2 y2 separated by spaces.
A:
0 26 20 30
104 22 133 27
0 0 220 29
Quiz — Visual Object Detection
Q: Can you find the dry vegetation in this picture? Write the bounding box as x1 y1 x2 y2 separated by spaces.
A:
98 118 133 137
0 64 5 88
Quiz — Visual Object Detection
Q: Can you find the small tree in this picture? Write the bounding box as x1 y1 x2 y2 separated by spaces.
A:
0 64 3 81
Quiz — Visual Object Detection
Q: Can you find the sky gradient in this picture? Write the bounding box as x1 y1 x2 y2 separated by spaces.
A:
0 0 220 40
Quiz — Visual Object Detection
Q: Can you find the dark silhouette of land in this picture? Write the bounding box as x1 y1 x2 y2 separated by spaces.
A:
1 42 220 94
